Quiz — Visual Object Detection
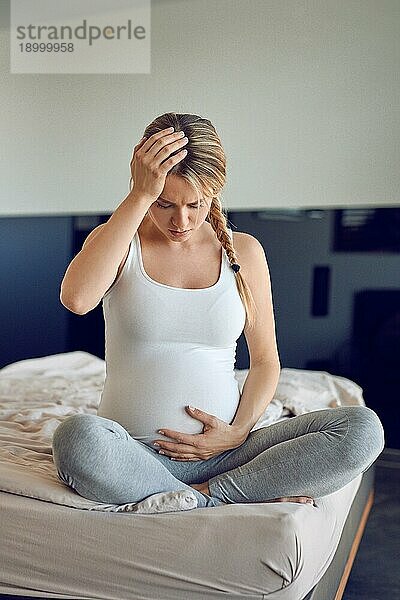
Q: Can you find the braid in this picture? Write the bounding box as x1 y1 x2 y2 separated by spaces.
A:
137 112 258 330
208 195 257 330
207 197 237 264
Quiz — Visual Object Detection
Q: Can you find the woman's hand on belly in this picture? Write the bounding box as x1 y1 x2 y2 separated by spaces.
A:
152 406 246 461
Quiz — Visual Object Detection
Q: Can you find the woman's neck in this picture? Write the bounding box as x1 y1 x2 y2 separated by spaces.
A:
139 217 213 252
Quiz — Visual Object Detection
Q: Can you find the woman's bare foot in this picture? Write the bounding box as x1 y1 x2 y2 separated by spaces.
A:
190 483 315 507
265 496 315 506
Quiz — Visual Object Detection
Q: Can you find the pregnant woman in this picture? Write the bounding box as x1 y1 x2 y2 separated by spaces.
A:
52 112 385 512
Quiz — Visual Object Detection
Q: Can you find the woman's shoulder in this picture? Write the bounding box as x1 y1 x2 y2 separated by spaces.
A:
231 230 264 254
231 231 267 274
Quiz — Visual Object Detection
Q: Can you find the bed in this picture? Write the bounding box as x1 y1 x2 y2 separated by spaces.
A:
0 351 376 600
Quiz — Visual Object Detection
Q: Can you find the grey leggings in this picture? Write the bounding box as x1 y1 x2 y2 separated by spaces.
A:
52 406 385 509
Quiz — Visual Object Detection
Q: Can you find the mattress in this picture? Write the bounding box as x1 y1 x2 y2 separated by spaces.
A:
0 351 365 599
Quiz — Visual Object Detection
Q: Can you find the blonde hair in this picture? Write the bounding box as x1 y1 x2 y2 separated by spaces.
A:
130 112 257 330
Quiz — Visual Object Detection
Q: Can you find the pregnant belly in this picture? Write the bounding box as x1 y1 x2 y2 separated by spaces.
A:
97 373 241 449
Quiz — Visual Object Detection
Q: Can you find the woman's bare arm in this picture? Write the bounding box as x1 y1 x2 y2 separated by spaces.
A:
61 127 189 315
60 190 153 315
230 234 281 439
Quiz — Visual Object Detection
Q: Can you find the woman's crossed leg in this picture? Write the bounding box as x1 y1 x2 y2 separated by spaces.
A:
52 406 384 510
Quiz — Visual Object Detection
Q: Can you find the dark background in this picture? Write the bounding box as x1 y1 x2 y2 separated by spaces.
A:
1 207 399 448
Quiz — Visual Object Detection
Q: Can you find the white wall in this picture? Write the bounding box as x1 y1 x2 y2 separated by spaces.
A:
0 0 399 216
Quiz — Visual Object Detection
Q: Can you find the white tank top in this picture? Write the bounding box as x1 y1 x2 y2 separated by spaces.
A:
97 227 247 449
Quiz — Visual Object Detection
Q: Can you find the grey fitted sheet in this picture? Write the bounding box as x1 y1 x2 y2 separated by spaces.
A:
0 473 361 600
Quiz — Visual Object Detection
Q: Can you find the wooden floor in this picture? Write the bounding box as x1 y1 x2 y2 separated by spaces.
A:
336 490 374 600
343 450 400 599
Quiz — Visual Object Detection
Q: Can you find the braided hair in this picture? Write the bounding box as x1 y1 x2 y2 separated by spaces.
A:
132 112 257 330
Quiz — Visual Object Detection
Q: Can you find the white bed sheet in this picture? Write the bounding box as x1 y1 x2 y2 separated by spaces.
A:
0 352 365 599
0 476 361 600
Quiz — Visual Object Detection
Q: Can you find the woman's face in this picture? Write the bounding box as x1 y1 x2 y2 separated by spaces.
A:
146 174 211 243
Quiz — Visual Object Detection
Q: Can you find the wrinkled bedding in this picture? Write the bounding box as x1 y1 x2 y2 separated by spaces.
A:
0 351 364 512
0 351 365 599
